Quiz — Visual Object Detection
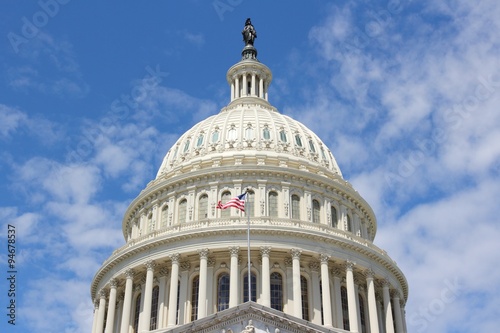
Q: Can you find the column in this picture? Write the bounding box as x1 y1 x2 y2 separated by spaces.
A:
345 260 359 332
167 254 180 328
229 246 240 307
320 255 333 328
198 249 209 319
206 258 215 315
96 289 107 333
178 262 190 324
235 75 240 99
92 300 99 333
104 279 118 333
365 270 380 333
392 291 404 333
251 73 256 96
284 258 294 315
141 260 156 332
231 81 235 101
260 247 271 307
259 78 264 98
291 248 302 319
157 268 168 329
383 281 395 333
114 293 124 333
310 261 321 325
333 269 343 329
242 74 248 96
120 269 134 333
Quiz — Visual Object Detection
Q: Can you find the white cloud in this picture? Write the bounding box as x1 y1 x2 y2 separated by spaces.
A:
0 104 27 138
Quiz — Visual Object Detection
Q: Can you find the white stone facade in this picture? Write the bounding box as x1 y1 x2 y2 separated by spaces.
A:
90 24 408 333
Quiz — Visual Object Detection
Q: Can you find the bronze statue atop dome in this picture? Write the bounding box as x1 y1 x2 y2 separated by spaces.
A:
242 18 257 46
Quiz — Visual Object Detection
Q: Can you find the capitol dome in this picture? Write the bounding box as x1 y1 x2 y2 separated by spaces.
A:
90 19 408 333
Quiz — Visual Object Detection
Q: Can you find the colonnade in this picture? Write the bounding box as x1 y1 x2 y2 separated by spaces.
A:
91 248 406 333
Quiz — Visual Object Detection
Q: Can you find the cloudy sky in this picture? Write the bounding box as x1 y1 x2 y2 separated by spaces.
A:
1 1 499 332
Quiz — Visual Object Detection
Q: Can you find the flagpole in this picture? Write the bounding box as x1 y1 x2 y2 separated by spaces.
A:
246 189 251 303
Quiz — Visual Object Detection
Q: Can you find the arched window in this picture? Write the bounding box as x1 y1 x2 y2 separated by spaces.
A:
295 134 303 147
211 130 219 143
228 127 237 140
279 130 287 142
217 273 230 311
359 293 366 333
220 191 231 218
341 286 350 330
291 195 300 219
346 214 352 232
243 272 257 302
198 194 208 220
133 293 141 333
331 206 338 228
150 286 159 330
309 140 316 153
161 205 169 228
268 191 278 217
246 191 255 217
191 276 199 321
196 133 204 147
312 199 320 223
270 272 283 311
262 126 271 140
245 126 254 140
178 199 187 224
183 139 190 153
301 276 310 321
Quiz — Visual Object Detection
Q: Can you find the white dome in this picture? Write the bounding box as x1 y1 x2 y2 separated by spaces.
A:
156 100 342 180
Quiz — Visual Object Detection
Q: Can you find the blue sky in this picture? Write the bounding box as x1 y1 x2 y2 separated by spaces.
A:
1 1 499 332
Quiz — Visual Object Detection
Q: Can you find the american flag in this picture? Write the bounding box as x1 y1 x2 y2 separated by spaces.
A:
217 192 246 212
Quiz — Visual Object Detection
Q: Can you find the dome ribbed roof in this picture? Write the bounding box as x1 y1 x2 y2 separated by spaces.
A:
156 101 342 179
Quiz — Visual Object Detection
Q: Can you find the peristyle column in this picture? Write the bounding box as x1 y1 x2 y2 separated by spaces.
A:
291 248 302 319
365 270 380 333
197 249 209 318
320 254 333 328
383 280 395 333
345 260 359 332
261 246 271 307
95 289 107 333
229 246 240 307
140 260 156 332
120 269 135 333
104 279 118 333
167 254 180 328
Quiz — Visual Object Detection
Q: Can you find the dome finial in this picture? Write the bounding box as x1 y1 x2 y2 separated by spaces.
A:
241 18 258 60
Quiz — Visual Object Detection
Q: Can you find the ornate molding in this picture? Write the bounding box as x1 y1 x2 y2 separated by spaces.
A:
109 278 118 288
198 248 210 259
169 253 180 264
290 248 302 260
260 246 271 257
308 260 320 272
344 260 355 271
365 268 375 279
180 261 191 271
229 246 240 256
99 289 107 298
145 260 156 271
319 253 330 264
125 268 135 279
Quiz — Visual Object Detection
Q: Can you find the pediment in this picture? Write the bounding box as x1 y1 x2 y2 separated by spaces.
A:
157 302 344 333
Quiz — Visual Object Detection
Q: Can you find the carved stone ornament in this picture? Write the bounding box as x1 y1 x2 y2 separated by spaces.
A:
125 268 135 279
229 246 240 256
145 260 156 271
344 260 356 271
320 253 331 264
290 248 302 259
180 261 191 271
260 246 271 257
169 253 181 264
309 261 320 272
109 278 118 288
